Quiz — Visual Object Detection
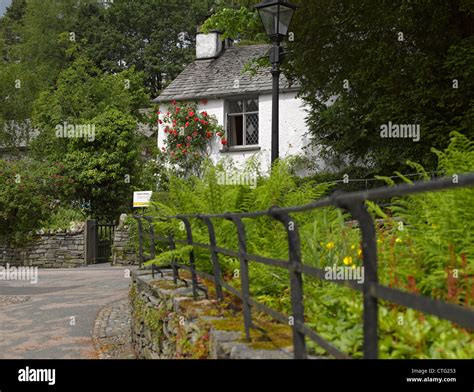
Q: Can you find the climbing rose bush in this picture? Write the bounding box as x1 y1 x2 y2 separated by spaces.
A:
146 101 226 175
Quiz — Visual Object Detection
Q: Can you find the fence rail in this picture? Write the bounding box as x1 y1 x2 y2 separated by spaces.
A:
134 173 474 359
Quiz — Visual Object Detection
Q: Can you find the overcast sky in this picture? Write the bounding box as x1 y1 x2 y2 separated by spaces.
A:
0 0 12 16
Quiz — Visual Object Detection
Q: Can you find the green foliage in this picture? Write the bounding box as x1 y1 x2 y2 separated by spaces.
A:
0 158 74 243
201 6 266 43
378 132 474 299
132 133 474 358
285 0 474 174
30 56 147 219
72 0 217 97
39 206 87 231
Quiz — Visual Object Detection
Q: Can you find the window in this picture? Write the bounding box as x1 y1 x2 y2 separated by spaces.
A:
226 98 259 147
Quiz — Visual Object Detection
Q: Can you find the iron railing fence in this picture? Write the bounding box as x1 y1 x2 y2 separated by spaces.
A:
134 173 474 359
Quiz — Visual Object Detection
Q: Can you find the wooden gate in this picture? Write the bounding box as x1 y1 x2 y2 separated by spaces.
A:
85 220 115 264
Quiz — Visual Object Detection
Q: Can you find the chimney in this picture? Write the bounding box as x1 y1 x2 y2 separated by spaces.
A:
196 30 224 60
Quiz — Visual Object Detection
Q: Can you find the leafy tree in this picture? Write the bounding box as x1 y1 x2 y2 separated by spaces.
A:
74 0 217 97
31 55 149 219
284 0 474 174
201 4 266 43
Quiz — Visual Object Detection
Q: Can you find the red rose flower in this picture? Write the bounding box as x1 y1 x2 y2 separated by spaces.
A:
221 139 228 145
185 122 190 127
189 111 195 116
172 100 177 105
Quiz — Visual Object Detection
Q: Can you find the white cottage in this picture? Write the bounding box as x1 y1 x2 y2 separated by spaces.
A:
153 31 318 172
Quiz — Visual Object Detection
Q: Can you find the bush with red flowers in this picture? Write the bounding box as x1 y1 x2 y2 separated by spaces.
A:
146 101 225 174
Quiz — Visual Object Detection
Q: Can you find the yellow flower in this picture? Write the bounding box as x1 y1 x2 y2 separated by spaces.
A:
326 241 335 250
377 238 382 244
351 244 356 250
343 256 353 265
357 249 362 257
351 264 356 269
395 238 403 244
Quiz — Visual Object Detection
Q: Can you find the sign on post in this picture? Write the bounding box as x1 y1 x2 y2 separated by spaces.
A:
133 191 152 208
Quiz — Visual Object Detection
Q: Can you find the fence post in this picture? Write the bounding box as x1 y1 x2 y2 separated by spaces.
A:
269 208 307 359
344 200 379 359
227 215 252 341
201 216 224 301
133 216 145 268
144 216 156 260
177 217 198 300
167 234 179 284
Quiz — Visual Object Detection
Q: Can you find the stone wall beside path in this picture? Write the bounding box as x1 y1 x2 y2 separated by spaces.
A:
0 227 86 268
130 270 302 359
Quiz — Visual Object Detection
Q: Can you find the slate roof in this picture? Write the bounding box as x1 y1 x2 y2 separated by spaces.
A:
153 44 298 103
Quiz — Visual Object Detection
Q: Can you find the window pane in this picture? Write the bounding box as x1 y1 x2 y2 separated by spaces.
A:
228 115 244 146
229 100 243 114
246 114 259 145
245 98 258 112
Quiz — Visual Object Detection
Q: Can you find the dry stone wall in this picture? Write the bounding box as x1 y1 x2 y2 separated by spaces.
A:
0 228 85 268
130 270 297 359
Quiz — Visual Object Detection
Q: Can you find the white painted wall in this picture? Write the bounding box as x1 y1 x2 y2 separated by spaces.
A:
157 91 324 173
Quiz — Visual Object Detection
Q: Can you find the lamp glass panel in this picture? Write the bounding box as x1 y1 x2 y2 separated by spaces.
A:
258 4 295 36
259 5 279 36
278 6 295 36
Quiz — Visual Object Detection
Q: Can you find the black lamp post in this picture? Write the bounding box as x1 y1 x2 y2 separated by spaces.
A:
255 0 298 165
